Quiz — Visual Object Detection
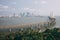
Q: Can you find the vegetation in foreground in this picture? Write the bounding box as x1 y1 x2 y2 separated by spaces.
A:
0 28 60 40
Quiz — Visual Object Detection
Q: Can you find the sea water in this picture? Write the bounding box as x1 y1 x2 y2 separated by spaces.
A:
0 16 60 32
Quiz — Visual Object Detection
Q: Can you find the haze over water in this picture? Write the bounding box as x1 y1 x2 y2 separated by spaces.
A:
0 16 60 28
0 17 47 26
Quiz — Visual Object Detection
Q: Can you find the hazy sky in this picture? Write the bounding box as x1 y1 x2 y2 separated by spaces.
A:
0 0 60 16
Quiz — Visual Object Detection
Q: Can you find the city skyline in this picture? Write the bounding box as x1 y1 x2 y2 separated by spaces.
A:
0 0 60 16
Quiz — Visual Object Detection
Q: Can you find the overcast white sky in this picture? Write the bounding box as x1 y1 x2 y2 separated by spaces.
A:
0 0 60 16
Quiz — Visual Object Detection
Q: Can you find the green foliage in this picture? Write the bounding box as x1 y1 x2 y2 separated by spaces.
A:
0 28 60 40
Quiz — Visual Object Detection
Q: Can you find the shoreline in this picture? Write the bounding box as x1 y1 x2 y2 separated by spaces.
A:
0 21 47 29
